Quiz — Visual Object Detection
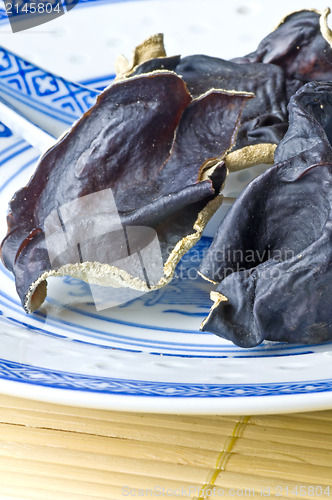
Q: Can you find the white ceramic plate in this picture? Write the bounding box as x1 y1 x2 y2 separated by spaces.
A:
0 0 332 415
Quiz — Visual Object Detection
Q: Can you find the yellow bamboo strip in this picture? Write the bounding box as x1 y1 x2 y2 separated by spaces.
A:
0 422 330 480
0 470 126 498
289 411 332 422
0 453 213 485
249 414 332 433
242 424 332 450
0 484 106 500
0 403 331 454
0 409 238 438
227 453 332 485
231 435 332 467
0 469 201 498
0 437 218 478
0 422 217 467
0 409 238 451
2 394 332 437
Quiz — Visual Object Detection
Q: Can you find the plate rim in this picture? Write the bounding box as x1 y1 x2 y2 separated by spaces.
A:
1 0 332 414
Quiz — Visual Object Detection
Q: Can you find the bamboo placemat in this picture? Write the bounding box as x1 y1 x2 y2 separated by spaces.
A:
0 394 331 499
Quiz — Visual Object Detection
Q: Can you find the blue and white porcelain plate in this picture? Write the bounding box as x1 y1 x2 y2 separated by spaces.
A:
0 0 332 414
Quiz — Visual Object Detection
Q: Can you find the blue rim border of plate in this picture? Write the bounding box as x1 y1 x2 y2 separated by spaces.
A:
0 0 331 401
2 356 332 398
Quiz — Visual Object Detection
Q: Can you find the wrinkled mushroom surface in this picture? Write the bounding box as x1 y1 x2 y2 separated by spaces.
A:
200 81 332 347
126 9 332 169
233 8 332 97
131 53 288 156
1 71 252 313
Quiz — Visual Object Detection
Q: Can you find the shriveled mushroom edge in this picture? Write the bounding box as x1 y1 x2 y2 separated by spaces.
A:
225 143 276 172
115 33 167 81
273 7 332 49
272 7 322 31
200 291 228 331
24 192 224 313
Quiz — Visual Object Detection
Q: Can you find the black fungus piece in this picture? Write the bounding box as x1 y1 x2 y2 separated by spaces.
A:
174 55 288 150
199 81 332 347
130 10 332 154
233 9 332 98
131 55 288 152
1 71 252 313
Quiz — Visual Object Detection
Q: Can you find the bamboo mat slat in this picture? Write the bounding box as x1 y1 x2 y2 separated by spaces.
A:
227 454 332 484
0 394 331 499
0 484 106 500
287 411 332 422
0 423 218 467
249 414 332 433
230 435 332 467
240 423 332 449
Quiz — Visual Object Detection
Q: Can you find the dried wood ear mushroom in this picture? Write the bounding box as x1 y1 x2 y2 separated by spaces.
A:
1 71 252 313
124 42 286 171
233 8 332 93
200 81 332 347
115 33 167 80
122 9 332 172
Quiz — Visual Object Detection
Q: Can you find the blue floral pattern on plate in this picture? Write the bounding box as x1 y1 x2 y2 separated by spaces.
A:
0 46 99 130
0 356 332 399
